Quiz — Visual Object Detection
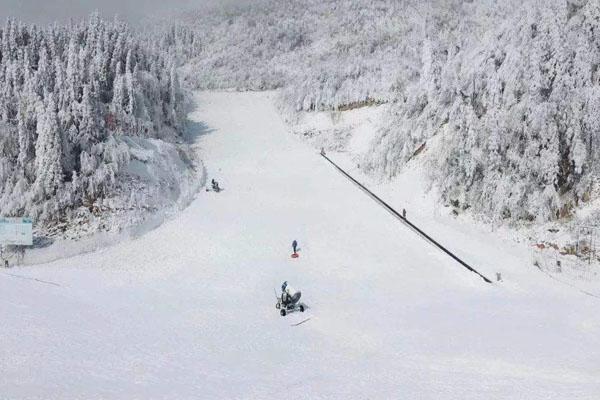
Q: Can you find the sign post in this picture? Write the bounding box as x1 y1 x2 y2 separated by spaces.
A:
0 217 33 267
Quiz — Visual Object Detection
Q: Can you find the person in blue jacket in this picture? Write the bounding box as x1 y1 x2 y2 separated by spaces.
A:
292 240 298 254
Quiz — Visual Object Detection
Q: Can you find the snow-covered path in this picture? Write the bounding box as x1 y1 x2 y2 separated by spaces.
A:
1 92 599 399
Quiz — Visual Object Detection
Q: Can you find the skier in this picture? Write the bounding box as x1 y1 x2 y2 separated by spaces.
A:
292 240 298 255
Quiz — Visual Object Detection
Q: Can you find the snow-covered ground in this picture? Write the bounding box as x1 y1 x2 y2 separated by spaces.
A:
1 92 599 399
289 104 600 295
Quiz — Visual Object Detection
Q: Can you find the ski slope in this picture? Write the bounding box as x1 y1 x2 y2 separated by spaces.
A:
1 92 599 399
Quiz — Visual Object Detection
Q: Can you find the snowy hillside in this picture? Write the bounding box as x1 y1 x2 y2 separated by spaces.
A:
0 15 193 242
163 0 600 266
2 91 599 399
174 0 428 107
169 0 597 220
371 0 600 225
2 2 600 398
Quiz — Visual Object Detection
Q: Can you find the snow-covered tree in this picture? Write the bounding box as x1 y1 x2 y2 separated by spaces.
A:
0 14 188 227
33 95 63 202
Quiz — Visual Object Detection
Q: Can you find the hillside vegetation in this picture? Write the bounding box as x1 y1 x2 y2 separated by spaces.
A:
172 0 600 224
0 15 192 236
371 0 600 224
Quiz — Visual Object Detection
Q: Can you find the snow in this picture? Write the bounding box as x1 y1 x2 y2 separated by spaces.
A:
289 100 600 294
285 103 388 156
173 0 600 228
2 91 600 399
4 135 201 267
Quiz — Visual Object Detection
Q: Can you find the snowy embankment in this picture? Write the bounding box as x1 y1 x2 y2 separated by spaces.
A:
10 136 201 266
1 92 599 399
0 15 191 265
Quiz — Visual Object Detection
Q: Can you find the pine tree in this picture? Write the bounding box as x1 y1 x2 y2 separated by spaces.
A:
34 95 63 200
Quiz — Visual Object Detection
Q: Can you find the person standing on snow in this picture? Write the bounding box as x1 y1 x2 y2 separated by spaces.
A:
292 240 298 255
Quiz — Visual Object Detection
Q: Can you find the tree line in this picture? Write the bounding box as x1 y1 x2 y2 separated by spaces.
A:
0 14 186 225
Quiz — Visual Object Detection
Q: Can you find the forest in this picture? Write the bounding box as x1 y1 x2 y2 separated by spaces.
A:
0 14 189 235
170 0 600 224
3 0 600 235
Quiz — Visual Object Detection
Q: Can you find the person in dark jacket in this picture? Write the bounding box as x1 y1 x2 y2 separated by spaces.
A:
292 240 298 254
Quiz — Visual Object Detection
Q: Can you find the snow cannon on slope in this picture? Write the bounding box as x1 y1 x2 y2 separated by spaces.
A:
207 179 222 192
276 281 306 316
